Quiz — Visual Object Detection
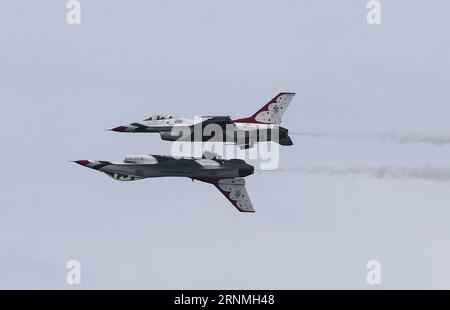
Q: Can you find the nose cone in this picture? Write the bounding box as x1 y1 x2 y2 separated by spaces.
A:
72 160 111 171
110 125 129 132
73 160 91 167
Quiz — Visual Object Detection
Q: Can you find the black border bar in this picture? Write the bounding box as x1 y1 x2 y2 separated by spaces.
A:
1 290 450 307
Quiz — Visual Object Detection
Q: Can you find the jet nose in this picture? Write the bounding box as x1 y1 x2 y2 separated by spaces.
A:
109 125 129 132
72 160 91 167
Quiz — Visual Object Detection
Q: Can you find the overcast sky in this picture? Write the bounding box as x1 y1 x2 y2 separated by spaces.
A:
1 0 450 289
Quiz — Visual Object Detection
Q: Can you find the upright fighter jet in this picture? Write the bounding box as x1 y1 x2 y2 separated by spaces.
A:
73 151 255 212
110 92 295 149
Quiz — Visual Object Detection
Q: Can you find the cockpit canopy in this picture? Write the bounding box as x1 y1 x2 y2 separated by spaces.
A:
144 114 173 121
124 155 158 164
202 150 221 160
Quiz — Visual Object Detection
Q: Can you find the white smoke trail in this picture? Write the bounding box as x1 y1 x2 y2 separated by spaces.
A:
291 132 450 146
262 166 450 184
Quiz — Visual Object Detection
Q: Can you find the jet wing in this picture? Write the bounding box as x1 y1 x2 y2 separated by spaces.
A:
194 177 255 212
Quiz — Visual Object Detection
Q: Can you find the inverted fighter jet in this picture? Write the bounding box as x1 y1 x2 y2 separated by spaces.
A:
110 92 295 149
73 151 255 212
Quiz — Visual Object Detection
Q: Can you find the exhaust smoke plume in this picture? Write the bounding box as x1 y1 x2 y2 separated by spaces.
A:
292 132 450 146
287 166 450 184
261 132 450 183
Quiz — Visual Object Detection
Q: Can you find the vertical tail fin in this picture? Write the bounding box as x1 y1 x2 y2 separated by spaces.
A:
234 92 295 124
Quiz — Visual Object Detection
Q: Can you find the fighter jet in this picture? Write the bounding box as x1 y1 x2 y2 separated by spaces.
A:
73 151 255 212
110 92 295 149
